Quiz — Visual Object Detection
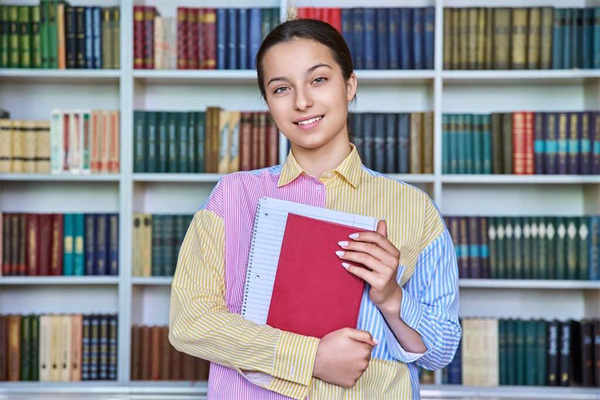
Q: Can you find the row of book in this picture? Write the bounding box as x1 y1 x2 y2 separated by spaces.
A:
445 216 600 281
0 3 120 69
442 112 600 175
131 325 209 381
1 213 119 277
0 110 120 175
134 110 279 174
298 7 435 70
349 112 433 174
135 6 279 70
442 318 600 387
0 313 118 382
132 213 193 277
443 7 600 70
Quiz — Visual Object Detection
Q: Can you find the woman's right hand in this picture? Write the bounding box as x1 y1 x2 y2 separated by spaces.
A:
312 327 378 388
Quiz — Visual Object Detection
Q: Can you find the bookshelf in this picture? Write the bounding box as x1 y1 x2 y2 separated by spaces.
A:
1 0 599 398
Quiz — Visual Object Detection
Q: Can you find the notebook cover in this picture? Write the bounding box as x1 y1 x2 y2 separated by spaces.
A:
266 213 369 339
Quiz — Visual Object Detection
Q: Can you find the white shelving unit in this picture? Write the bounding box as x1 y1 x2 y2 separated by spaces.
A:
1 0 600 399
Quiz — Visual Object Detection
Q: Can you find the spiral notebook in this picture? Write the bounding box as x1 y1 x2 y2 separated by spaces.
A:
241 197 379 338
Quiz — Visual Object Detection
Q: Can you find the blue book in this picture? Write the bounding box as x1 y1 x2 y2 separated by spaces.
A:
353 8 365 69
582 8 593 69
385 113 397 173
238 8 248 69
362 113 375 169
563 8 573 69
108 214 118 276
594 8 600 69
397 113 410 173
534 112 545 174
95 214 108 276
400 8 413 69
92 7 101 69
363 8 376 69
581 112 592 174
412 8 424 70
248 8 261 70
589 216 600 280
448 335 462 384
442 114 450 174
84 7 93 69
482 115 492 174
63 213 75 276
73 213 85 276
216 8 227 69
227 8 238 69
424 7 435 69
351 113 364 167
375 9 388 69
341 9 354 65
594 112 600 174
552 9 563 69
85 214 96 276
388 9 400 69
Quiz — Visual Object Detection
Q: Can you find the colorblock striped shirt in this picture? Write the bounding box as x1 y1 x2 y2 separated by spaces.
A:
169 144 461 399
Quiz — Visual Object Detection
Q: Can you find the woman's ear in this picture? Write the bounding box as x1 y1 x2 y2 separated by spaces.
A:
346 72 357 102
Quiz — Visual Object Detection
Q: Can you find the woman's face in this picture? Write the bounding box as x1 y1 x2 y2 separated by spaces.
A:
262 38 357 152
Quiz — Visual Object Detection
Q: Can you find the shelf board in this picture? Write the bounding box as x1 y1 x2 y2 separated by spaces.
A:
390 174 436 183
355 69 435 83
0 69 121 83
442 175 600 184
420 384 600 399
0 173 121 182
0 277 120 285
132 277 173 286
0 381 207 395
442 69 600 84
459 279 600 290
133 173 224 183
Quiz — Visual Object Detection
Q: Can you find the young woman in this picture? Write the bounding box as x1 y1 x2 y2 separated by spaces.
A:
169 19 461 400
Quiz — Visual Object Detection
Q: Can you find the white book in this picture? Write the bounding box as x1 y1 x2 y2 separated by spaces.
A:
60 315 72 381
240 197 378 326
81 110 92 174
50 110 63 174
69 111 82 174
39 315 51 381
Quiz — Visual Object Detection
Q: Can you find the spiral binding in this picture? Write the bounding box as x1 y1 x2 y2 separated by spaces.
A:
240 199 265 317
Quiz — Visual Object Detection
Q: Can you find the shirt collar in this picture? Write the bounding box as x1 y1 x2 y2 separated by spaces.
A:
277 143 363 189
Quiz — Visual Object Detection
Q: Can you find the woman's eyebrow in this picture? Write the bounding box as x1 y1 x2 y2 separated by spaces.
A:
267 63 333 86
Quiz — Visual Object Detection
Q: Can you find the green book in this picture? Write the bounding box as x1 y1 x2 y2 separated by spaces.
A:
442 115 450 174
30 6 41 68
493 8 511 69
511 8 528 69
513 217 523 279
0 6 8 68
151 214 163 276
187 112 197 174
488 217 498 279
537 217 548 279
465 114 474 174
178 112 189 173
516 319 526 385
195 111 206 173
501 113 513 174
162 215 175 276
578 216 589 280
566 217 578 280
496 217 506 279
133 111 146 172
482 114 492 174
146 112 157 173
546 217 557 279
175 214 186 263
499 319 507 385
525 320 537 385
529 217 539 279
39 0 49 68
63 213 75 276
30 315 39 381
522 217 532 279
472 114 482 174
8 6 19 68
167 112 179 173
491 113 503 174
157 112 168 173
536 319 547 386
449 114 459 174
457 114 466 174
505 218 514 279
21 315 31 380
74 213 85 276
555 217 567 280
18 6 31 68
506 319 516 384
110 7 120 69
48 0 57 68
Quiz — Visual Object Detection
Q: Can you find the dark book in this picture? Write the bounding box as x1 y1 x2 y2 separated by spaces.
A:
385 114 397 174
89 315 99 380
536 319 547 386
375 8 388 69
85 214 96 276
363 8 376 69
567 112 581 175
130 326 141 380
81 315 91 380
534 112 545 174
108 214 118 276
26 214 40 276
226 8 237 69
216 8 227 69
98 315 108 380
412 8 423 70
133 111 146 172
594 319 600 386
178 112 189 173
506 319 516 385
525 320 537 385
397 113 410 173
84 7 93 69
362 113 375 170
581 112 592 174
516 319 526 385
468 217 480 278
374 114 385 172
499 319 507 385
0 316 7 381
388 9 399 69
157 112 168 173
50 214 64 276
75 7 86 69
559 320 571 386
424 7 434 69
545 113 558 174
20 315 31 381
146 112 157 173
458 217 469 278
152 215 164 276
95 214 109 276
580 320 594 387
400 8 413 69
108 315 117 380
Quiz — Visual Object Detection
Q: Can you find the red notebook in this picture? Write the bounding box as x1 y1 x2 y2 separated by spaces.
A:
266 213 370 339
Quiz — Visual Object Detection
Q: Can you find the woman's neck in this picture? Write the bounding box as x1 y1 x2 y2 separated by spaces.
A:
290 134 352 179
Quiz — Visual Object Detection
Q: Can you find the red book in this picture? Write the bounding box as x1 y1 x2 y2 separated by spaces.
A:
133 6 145 69
202 8 216 69
38 214 52 276
297 8 309 19
266 214 369 339
267 114 279 166
2 213 10 276
26 214 40 276
330 8 342 33
258 112 268 169
512 112 526 175
17 214 26 276
197 9 205 69
525 112 535 175
143 7 157 69
187 8 199 69
50 214 64 276
239 112 253 171
322 8 332 25
177 8 188 69
251 112 261 170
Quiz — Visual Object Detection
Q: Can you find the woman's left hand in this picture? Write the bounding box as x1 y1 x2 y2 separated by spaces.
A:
336 220 402 310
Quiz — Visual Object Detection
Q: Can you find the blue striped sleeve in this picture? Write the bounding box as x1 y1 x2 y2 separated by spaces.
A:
395 229 462 369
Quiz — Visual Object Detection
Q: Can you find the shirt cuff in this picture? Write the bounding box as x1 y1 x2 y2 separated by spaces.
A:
272 331 320 386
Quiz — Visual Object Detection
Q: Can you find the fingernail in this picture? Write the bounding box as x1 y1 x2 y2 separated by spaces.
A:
338 241 349 247
341 262 350 269
374 338 380 345
335 251 345 257
349 233 359 239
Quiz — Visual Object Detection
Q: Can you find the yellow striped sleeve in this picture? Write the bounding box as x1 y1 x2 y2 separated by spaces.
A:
168 209 319 399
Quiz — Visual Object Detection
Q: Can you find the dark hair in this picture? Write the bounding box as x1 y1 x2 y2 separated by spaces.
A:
255 19 354 99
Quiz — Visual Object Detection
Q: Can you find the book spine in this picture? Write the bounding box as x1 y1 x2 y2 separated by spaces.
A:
133 6 144 69
85 214 96 276
75 7 86 69
84 7 93 69
108 214 118 276
96 214 108 276
375 9 388 70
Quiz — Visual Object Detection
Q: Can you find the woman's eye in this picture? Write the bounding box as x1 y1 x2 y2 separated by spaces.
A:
274 87 288 94
313 77 327 84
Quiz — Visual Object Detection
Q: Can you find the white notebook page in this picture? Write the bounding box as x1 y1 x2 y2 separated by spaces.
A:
240 197 378 325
